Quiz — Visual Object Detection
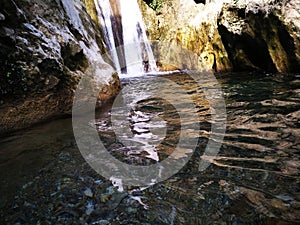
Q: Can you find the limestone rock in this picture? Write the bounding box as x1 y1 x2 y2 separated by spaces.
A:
218 1 300 72
139 0 300 73
0 0 120 134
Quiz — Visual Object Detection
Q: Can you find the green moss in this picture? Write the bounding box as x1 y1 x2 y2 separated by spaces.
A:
149 0 162 14
147 0 172 14
0 61 28 100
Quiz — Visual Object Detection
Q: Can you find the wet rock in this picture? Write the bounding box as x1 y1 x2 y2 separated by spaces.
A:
90 219 110 225
84 188 93 198
0 0 120 134
85 200 94 215
0 13 5 21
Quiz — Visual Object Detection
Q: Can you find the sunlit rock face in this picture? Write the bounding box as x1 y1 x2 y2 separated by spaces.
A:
138 0 232 72
0 0 120 134
139 0 300 73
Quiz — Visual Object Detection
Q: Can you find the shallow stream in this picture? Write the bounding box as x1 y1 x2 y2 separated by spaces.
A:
0 72 299 224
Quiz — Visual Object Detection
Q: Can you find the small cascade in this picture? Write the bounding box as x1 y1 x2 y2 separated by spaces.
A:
94 0 157 76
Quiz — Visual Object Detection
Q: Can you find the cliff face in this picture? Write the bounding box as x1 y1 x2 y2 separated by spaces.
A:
1 0 299 133
139 0 300 73
0 0 120 133
139 0 232 71
218 0 300 72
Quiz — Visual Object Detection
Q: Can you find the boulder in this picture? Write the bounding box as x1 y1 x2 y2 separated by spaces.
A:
0 0 120 134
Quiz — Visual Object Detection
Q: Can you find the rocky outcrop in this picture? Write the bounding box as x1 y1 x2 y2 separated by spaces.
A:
138 0 232 72
218 0 300 72
139 0 300 73
0 0 120 134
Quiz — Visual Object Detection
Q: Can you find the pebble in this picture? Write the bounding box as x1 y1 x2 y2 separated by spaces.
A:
84 188 93 197
91 220 110 225
85 201 94 215
275 194 294 201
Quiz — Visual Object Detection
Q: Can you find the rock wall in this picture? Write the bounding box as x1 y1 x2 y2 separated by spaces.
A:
138 0 232 71
0 0 120 134
139 0 300 73
218 0 300 72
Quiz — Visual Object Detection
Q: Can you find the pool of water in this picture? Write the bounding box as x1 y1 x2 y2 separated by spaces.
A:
0 72 299 224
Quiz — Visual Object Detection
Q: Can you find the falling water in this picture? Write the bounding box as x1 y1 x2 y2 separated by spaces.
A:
119 0 157 75
94 0 121 72
94 0 157 76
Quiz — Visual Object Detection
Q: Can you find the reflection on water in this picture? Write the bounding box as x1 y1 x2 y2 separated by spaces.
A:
0 72 299 224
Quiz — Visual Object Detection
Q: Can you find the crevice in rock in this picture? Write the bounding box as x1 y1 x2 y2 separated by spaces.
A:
274 16 300 72
0 60 27 100
194 0 206 4
249 13 299 72
67 22 84 43
61 43 89 72
143 0 153 5
218 7 300 73
218 24 277 72
237 8 246 19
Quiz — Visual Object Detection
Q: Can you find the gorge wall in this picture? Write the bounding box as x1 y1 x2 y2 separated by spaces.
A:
139 0 300 73
0 0 120 134
1 0 299 133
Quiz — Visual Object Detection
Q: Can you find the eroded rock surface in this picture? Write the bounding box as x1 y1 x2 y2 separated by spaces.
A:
0 0 120 134
139 0 300 73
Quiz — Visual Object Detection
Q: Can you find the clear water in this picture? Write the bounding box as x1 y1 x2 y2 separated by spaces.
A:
0 72 299 224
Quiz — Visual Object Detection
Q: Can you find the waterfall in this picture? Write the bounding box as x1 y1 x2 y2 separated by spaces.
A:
94 0 121 72
94 0 157 76
119 0 157 75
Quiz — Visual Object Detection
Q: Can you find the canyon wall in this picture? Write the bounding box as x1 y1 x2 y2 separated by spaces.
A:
1 0 299 133
0 0 120 134
139 0 300 73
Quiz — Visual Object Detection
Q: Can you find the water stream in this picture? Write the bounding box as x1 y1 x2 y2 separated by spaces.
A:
0 72 299 224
